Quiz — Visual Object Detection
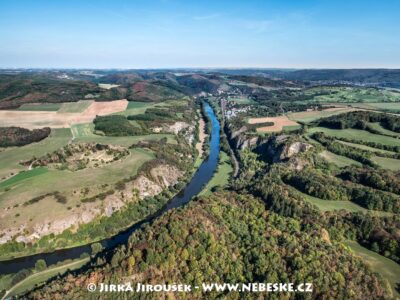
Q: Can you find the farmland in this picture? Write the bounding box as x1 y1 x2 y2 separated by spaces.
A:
0 94 198 261
0 100 128 129
57 100 93 113
288 107 357 123
1 70 400 300
301 86 400 103
248 115 299 132
308 127 400 147
0 128 72 179
16 103 62 111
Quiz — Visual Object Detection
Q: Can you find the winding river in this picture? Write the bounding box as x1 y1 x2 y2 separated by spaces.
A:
0 102 220 275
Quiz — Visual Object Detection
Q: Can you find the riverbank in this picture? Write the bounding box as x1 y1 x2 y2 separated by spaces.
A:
1 256 89 300
0 102 221 276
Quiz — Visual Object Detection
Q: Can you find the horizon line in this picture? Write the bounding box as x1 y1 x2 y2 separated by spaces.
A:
1 67 400 71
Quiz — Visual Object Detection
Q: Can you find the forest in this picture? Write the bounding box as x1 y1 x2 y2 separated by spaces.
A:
24 191 390 299
0 126 50 147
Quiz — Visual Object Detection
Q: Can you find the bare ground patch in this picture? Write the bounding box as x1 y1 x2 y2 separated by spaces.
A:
0 100 128 129
248 115 299 132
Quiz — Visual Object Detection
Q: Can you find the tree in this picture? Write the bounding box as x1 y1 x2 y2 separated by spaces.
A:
90 242 103 256
35 259 47 271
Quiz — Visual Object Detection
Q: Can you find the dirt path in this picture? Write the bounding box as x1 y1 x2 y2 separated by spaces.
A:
1 257 89 300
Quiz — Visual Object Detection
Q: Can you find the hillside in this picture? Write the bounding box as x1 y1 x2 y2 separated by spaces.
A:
24 191 389 299
0 74 115 109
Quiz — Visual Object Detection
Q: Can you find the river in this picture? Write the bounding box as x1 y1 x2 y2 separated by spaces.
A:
0 102 220 275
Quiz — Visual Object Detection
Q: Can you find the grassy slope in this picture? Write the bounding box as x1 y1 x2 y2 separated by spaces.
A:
372 156 400 171
345 240 400 298
0 149 154 208
0 168 48 190
319 150 362 167
308 127 400 147
368 122 400 137
300 191 368 213
366 102 400 111
338 140 396 154
0 128 72 179
72 123 177 146
295 188 391 217
288 108 355 123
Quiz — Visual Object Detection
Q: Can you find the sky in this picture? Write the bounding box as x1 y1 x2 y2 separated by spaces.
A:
0 0 399 69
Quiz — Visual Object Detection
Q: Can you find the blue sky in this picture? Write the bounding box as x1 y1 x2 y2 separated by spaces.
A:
0 0 399 68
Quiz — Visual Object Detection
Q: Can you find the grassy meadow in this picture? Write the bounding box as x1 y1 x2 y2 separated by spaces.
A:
318 150 362 167
308 127 400 147
200 151 232 195
0 128 72 179
345 240 400 298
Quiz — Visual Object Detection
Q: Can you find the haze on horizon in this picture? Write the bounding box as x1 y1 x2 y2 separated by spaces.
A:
0 0 399 69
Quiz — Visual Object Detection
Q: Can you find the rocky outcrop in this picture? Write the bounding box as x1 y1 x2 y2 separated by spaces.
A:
0 164 183 245
256 135 313 170
225 124 259 150
280 141 313 161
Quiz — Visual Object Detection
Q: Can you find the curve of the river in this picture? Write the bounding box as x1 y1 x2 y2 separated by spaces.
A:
0 102 220 275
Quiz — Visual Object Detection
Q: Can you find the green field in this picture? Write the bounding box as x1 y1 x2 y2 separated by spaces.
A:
368 122 400 137
71 123 177 146
344 240 400 298
0 128 72 179
319 150 362 167
1 148 154 204
295 188 391 216
0 168 48 191
366 102 400 111
288 108 355 123
338 140 396 154
295 188 367 212
16 103 62 111
282 125 302 132
308 127 400 147
57 100 93 113
372 156 400 170
303 86 400 103
0 148 155 233
200 152 232 195
117 101 160 116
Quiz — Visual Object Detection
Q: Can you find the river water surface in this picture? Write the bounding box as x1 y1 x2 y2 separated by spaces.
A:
0 102 220 275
